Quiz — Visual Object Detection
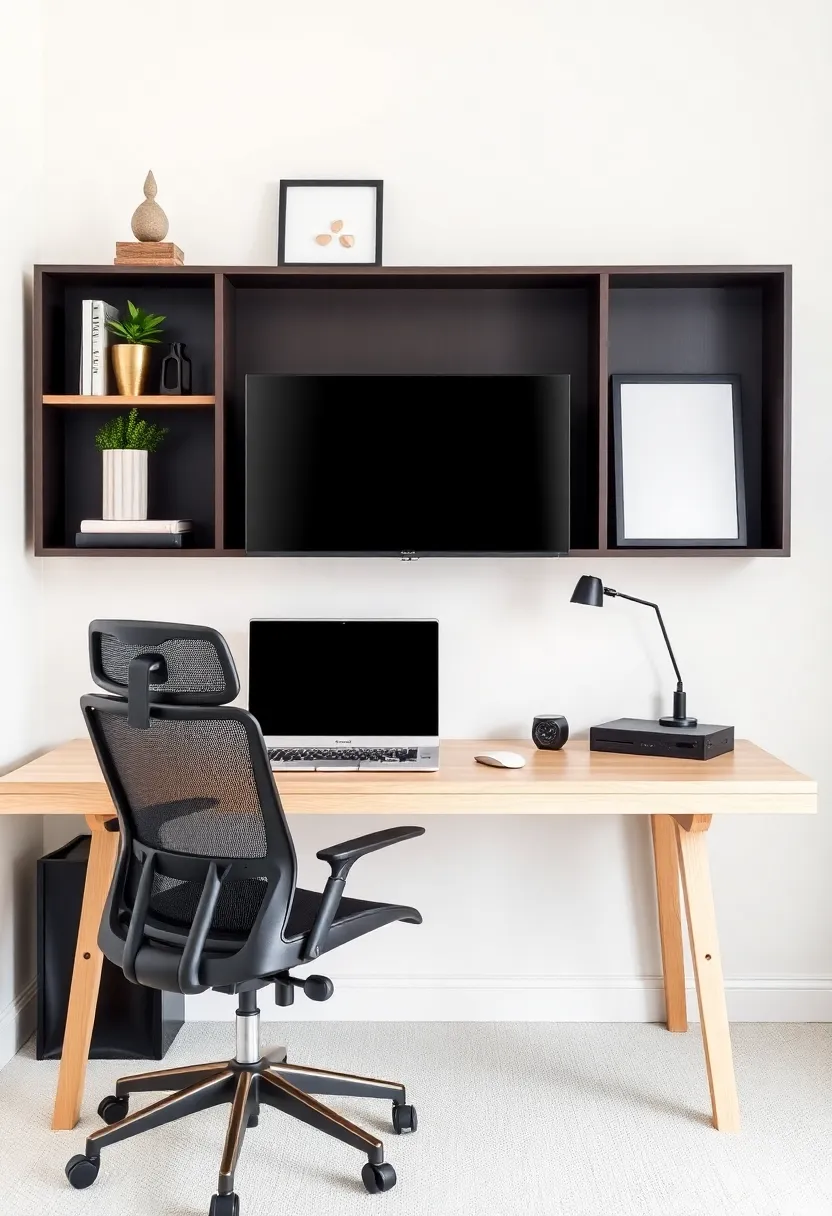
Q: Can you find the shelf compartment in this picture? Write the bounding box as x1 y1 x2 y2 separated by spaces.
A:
44 395 215 407
36 268 218 553
42 277 215 398
42 406 216 551
226 280 600 551
606 273 789 552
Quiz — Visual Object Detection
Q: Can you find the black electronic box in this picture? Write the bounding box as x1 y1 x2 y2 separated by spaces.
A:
589 718 734 762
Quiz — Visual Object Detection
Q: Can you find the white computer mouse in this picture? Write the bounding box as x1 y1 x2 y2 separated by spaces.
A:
474 751 526 769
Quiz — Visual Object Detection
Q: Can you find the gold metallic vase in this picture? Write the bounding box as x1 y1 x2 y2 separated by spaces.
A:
111 344 151 395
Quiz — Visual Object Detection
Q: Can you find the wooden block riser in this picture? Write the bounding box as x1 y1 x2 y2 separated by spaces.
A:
115 242 184 266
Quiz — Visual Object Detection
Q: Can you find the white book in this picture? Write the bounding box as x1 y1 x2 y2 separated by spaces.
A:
80 519 193 534
80 300 93 394
90 301 120 395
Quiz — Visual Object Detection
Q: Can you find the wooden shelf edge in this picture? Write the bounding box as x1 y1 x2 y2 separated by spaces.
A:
35 263 793 277
598 548 789 558
43 395 215 407
37 547 238 557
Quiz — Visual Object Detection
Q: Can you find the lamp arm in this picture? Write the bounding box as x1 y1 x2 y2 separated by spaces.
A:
604 589 684 689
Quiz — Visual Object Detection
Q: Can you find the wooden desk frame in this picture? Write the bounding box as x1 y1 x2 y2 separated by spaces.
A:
0 738 816 1135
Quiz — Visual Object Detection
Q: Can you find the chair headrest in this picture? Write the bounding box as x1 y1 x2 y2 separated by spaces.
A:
89 621 240 723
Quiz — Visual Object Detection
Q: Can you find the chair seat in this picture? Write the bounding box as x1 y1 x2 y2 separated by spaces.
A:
140 882 421 962
284 887 413 941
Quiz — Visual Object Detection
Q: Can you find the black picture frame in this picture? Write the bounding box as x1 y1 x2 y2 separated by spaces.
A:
277 179 384 267
611 373 747 548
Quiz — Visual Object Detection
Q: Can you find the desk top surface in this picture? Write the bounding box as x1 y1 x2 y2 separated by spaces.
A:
0 738 816 816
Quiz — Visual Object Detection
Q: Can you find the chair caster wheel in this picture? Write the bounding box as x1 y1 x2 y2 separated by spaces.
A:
65 1154 100 1189
208 1194 240 1216
392 1102 417 1134
362 1161 397 1193
97 1094 129 1124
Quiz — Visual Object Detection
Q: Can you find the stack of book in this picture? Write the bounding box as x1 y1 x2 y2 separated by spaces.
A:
80 300 120 395
76 520 193 548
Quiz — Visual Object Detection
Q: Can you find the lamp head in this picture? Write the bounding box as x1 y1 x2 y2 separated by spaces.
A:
570 575 605 607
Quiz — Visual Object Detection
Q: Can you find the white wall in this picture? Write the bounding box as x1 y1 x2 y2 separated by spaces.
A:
0 8 44 1062
38 0 832 1020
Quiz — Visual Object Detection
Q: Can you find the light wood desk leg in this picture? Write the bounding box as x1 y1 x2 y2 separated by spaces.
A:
52 814 119 1131
650 814 688 1032
674 814 740 1132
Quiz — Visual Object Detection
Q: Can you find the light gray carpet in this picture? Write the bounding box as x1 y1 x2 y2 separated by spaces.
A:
3 1022 832 1215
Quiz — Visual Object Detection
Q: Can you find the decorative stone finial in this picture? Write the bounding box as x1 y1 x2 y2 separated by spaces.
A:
131 170 169 242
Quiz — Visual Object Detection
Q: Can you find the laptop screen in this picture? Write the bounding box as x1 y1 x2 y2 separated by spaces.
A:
248 619 439 739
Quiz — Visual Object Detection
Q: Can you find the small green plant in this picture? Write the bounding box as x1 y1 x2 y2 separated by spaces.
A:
106 300 166 345
94 407 168 452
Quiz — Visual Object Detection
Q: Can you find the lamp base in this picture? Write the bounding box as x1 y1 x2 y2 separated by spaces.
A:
661 687 696 729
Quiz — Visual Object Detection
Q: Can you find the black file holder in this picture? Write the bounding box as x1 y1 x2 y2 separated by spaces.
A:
37 835 184 1060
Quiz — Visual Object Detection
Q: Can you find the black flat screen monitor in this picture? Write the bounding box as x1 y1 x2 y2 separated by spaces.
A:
245 374 570 556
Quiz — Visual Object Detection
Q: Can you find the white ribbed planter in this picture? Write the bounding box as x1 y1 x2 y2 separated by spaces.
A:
102 449 148 520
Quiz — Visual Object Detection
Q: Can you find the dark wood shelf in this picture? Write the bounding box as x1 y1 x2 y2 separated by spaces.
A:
32 264 792 557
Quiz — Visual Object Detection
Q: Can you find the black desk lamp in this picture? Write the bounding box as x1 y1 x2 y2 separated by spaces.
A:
570 575 696 728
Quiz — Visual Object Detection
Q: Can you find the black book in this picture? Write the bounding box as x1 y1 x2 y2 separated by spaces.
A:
75 532 191 549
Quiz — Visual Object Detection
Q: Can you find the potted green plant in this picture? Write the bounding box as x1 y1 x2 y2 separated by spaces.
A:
106 301 166 396
95 407 168 520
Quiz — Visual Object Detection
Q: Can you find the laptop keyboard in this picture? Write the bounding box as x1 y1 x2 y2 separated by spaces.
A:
268 747 419 764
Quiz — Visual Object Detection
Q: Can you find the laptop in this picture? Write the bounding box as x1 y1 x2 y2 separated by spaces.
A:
249 619 440 771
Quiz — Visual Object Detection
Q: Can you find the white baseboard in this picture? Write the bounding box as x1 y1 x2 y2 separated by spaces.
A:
1 975 826 1068
0 978 37 1066
186 974 832 1023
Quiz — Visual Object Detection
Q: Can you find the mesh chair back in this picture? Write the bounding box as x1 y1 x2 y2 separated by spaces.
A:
90 619 239 704
83 622 298 990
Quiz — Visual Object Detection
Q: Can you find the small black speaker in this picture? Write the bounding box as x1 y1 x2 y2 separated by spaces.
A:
532 715 569 750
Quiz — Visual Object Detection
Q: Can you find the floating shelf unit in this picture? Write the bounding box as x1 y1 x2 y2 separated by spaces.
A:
33 265 791 557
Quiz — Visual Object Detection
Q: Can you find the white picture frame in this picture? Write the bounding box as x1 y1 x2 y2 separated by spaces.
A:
278 180 383 267
611 375 747 547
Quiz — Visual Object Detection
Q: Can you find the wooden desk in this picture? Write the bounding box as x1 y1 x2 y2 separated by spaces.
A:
0 738 816 1135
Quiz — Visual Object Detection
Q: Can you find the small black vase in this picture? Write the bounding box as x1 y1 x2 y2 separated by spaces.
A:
160 342 192 395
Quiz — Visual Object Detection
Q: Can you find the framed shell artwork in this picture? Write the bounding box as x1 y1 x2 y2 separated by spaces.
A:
277 180 384 266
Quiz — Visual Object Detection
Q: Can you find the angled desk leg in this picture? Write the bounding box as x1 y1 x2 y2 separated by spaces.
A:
673 813 740 1132
52 813 119 1131
650 815 688 1032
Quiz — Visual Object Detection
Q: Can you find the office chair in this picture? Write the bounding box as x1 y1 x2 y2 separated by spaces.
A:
65 620 424 1216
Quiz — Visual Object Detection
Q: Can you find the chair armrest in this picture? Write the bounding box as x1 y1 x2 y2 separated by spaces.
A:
316 826 425 880
300 826 425 962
